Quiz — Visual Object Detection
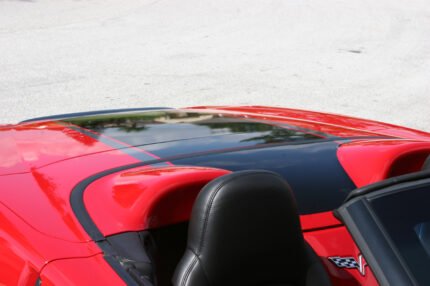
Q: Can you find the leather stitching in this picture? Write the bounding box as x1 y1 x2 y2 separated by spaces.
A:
181 254 198 286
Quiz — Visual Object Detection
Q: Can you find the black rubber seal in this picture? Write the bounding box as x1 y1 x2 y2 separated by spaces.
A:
344 169 430 202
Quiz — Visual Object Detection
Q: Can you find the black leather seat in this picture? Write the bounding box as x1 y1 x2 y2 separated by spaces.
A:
173 170 332 286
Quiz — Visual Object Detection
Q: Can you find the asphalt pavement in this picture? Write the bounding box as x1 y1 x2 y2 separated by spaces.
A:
1 0 429 131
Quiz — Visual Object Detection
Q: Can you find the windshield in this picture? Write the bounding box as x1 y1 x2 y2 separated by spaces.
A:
370 184 430 285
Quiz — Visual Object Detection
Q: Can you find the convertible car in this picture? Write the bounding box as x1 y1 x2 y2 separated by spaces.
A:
1 106 430 286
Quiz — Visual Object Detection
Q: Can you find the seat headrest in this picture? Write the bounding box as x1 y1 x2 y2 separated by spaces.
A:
183 170 308 285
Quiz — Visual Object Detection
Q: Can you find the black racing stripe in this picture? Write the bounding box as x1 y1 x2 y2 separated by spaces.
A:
70 140 343 237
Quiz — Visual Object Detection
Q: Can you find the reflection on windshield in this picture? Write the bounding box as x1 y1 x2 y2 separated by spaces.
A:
415 222 430 257
62 111 322 150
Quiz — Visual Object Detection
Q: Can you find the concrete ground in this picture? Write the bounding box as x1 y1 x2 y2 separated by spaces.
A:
1 0 429 131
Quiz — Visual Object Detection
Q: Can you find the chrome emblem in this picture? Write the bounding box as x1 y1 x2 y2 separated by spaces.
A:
328 255 367 276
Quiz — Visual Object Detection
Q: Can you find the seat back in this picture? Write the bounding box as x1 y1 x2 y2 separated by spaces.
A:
173 170 331 286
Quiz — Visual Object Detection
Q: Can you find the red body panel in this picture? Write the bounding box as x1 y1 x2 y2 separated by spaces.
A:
84 167 231 235
0 150 140 243
0 122 142 282
0 122 121 175
338 140 430 187
39 254 125 286
301 211 342 231
0 201 101 285
304 226 377 286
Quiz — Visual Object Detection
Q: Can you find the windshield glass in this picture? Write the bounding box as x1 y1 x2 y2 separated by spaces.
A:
370 184 430 285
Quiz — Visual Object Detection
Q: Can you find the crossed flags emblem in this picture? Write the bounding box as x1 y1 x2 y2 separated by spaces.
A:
328 255 367 276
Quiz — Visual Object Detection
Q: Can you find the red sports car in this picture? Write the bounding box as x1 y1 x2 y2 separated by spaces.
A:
1 106 430 286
